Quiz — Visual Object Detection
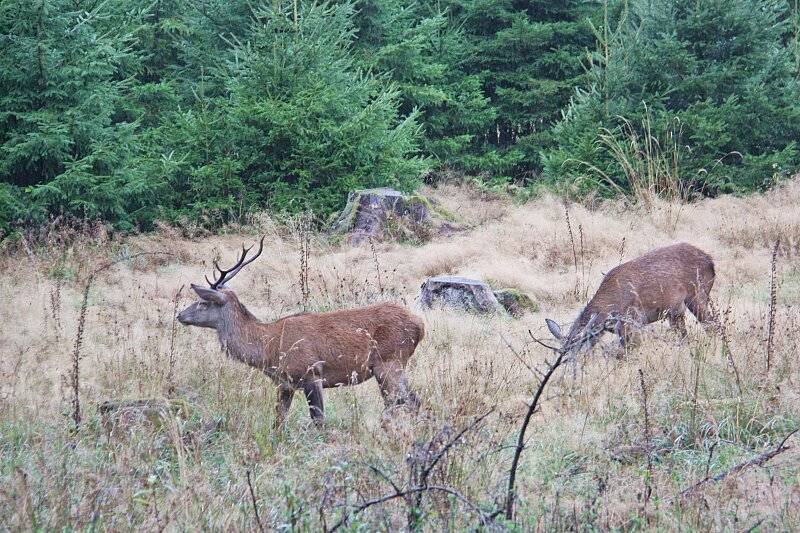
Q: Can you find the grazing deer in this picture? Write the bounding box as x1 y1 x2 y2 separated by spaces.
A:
177 237 424 426
546 242 715 352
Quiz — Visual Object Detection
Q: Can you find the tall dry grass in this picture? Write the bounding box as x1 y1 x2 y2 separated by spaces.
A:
1 178 799 530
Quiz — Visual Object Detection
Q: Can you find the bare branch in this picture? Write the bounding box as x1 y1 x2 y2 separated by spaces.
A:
327 485 494 532
679 430 797 498
420 409 495 483
499 332 537 377
361 463 403 496
246 469 265 533
505 317 618 520
331 411 500 531
527 330 562 352
71 251 174 429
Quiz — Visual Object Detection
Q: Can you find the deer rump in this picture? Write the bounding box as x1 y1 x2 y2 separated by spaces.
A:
549 242 716 351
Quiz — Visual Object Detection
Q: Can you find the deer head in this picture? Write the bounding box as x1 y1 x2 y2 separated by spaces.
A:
177 236 264 329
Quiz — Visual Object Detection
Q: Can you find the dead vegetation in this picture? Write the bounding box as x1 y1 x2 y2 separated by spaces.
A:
1 179 799 531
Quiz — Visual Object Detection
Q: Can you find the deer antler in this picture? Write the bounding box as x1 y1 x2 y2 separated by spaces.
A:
206 236 265 289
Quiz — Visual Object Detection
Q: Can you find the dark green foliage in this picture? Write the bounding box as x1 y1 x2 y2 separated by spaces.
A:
349 0 596 181
149 0 428 222
1 0 799 238
351 0 496 167
0 0 150 231
222 1 427 217
0 182 29 236
545 0 800 196
0 0 427 234
445 0 598 180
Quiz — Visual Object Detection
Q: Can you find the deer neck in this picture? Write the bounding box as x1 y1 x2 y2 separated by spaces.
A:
215 300 279 372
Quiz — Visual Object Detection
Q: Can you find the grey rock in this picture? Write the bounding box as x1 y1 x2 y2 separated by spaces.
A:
419 276 505 314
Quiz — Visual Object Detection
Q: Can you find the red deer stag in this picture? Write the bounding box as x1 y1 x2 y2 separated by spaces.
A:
177 237 424 426
546 242 715 352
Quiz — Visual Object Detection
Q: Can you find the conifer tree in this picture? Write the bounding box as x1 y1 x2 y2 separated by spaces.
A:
161 0 428 220
444 0 597 181
0 0 149 232
544 0 800 195
351 0 495 168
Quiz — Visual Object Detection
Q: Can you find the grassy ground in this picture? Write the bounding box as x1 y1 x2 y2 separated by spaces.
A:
1 178 800 531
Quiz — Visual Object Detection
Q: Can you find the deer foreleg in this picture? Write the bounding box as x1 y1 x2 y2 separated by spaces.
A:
373 361 418 411
686 293 712 324
616 320 639 352
276 384 295 428
302 380 325 425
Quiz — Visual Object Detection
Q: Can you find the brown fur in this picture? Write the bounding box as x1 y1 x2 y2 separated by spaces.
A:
547 242 716 350
178 285 424 426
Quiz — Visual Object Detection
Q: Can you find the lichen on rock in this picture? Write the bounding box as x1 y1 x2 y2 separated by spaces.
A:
492 288 539 317
418 276 505 315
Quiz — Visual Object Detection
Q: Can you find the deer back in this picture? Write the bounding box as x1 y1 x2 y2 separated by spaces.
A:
255 302 425 385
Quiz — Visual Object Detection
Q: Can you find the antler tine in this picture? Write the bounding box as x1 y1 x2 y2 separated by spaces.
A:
208 236 266 289
207 243 250 289
205 246 245 286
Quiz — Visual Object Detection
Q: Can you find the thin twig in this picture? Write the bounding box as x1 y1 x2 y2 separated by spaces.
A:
527 329 563 352
167 285 183 397
327 485 493 532
420 409 495 483
564 202 578 274
334 411 498 531
704 440 720 480
369 239 384 297
298 213 311 311
246 469 265 533
499 332 538 377
766 239 780 372
679 429 797 498
71 251 173 429
505 320 615 520
639 368 653 512
362 463 403 496
709 299 742 396
744 517 766 533
505 336 570 519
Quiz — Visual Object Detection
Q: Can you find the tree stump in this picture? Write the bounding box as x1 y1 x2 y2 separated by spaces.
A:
418 276 505 314
98 398 192 434
330 188 463 245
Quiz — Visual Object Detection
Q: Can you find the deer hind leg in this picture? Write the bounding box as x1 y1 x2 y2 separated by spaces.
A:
276 384 296 429
373 360 418 411
302 379 325 425
686 291 712 325
667 310 688 338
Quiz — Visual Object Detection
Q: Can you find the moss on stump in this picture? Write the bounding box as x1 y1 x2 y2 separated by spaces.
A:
330 188 465 245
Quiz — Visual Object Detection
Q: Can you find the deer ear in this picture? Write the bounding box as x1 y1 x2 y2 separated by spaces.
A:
191 284 228 305
546 319 564 341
